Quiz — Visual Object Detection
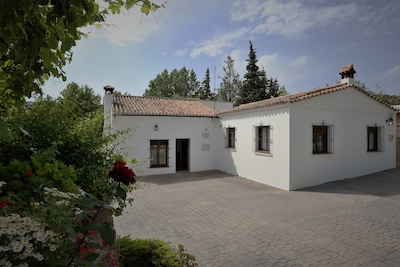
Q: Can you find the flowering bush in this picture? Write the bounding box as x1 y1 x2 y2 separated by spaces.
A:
0 214 59 266
0 158 137 266
108 160 136 185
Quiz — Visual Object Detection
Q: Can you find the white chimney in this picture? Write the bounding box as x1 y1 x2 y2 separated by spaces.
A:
103 85 114 135
339 64 356 85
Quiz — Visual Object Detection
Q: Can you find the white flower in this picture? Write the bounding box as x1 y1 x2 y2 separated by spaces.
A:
0 181 6 187
12 242 23 253
33 252 44 261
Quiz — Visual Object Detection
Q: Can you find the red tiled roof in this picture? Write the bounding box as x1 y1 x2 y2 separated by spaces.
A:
113 95 216 117
218 83 397 115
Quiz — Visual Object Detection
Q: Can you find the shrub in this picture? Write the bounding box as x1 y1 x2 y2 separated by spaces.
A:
118 237 179 267
117 237 198 267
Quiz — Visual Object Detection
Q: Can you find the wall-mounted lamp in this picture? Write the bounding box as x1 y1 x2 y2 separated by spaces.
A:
386 118 394 125
154 124 158 131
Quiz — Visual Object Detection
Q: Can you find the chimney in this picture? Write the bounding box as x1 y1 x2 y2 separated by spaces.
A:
339 64 356 85
103 85 115 135
104 85 115 94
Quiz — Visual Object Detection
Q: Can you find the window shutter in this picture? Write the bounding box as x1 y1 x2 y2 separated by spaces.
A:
224 128 228 148
269 125 273 153
329 125 334 154
252 126 256 152
378 126 385 151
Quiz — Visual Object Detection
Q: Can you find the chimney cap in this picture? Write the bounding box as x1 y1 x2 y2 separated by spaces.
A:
104 85 115 94
339 64 356 82
339 64 356 76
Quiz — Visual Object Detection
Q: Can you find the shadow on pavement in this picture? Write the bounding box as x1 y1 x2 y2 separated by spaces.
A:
301 167 400 197
140 169 234 185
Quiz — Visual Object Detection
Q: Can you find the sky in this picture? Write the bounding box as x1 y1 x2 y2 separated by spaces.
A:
42 0 400 99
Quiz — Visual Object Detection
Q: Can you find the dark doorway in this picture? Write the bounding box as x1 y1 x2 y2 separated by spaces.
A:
176 139 189 171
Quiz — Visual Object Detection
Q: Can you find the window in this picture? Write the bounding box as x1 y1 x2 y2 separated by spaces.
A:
367 126 383 152
150 140 168 167
227 128 235 148
312 125 334 154
256 126 270 152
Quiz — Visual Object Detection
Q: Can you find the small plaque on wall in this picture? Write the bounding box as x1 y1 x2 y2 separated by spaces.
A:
201 144 210 151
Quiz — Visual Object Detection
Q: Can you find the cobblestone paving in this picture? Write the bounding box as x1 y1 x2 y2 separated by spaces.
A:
114 168 400 267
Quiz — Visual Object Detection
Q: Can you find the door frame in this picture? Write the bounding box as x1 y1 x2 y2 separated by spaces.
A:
176 139 190 172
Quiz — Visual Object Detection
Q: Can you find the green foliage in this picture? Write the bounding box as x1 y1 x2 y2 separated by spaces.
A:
350 81 400 105
117 237 198 267
196 68 213 100
0 83 116 200
218 54 241 104
237 41 282 105
58 82 102 120
144 68 200 98
237 41 265 105
0 0 164 118
118 237 179 267
0 152 79 207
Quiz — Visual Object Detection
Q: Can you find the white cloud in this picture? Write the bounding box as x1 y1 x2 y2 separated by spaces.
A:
230 0 398 39
386 65 400 77
190 27 249 58
174 49 188 56
102 7 163 46
258 53 278 69
289 56 309 66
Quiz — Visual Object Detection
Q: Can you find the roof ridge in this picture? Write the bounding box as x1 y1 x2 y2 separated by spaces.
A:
115 95 201 102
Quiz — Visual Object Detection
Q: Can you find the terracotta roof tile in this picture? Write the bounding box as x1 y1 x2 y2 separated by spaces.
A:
218 83 397 115
113 95 216 117
339 64 356 75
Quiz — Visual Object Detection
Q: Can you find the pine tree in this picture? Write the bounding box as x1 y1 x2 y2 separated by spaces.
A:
267 77 280 98
197 68 213 100
237 41 266 105
188 69 200 98
218 55 241 104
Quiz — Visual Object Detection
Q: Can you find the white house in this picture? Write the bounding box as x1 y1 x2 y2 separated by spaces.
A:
104 65 397 190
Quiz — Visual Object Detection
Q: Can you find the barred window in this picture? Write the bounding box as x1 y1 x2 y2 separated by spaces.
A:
150 140 168 167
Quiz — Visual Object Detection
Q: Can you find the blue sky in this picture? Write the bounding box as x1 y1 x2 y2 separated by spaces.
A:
43 0 400 98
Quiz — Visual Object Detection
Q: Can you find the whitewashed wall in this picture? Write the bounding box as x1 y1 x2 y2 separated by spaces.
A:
218 106 291 190
289 88 397 190
111 115 219 176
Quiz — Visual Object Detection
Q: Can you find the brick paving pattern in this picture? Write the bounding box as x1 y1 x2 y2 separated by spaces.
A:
114 168 400 267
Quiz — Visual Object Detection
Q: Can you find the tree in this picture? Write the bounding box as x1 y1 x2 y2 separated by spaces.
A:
237 41 266 105
267 77 281 98
1 83 115 199
144 69 174 97
196 68 213 100
0 0 163 118
352 81 400 105
188 69 201 98
144 67 200 98
218 55 241 104
58 82 101 119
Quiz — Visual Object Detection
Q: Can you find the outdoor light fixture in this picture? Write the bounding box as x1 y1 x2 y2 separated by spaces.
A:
154 124 158 131
386 118 394 125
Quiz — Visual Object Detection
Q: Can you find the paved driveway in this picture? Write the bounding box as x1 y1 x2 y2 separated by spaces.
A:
114 168 400 267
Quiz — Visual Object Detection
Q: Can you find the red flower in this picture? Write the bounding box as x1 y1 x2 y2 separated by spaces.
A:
26 170 33 177
108 160 136 185
0 199 9 210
